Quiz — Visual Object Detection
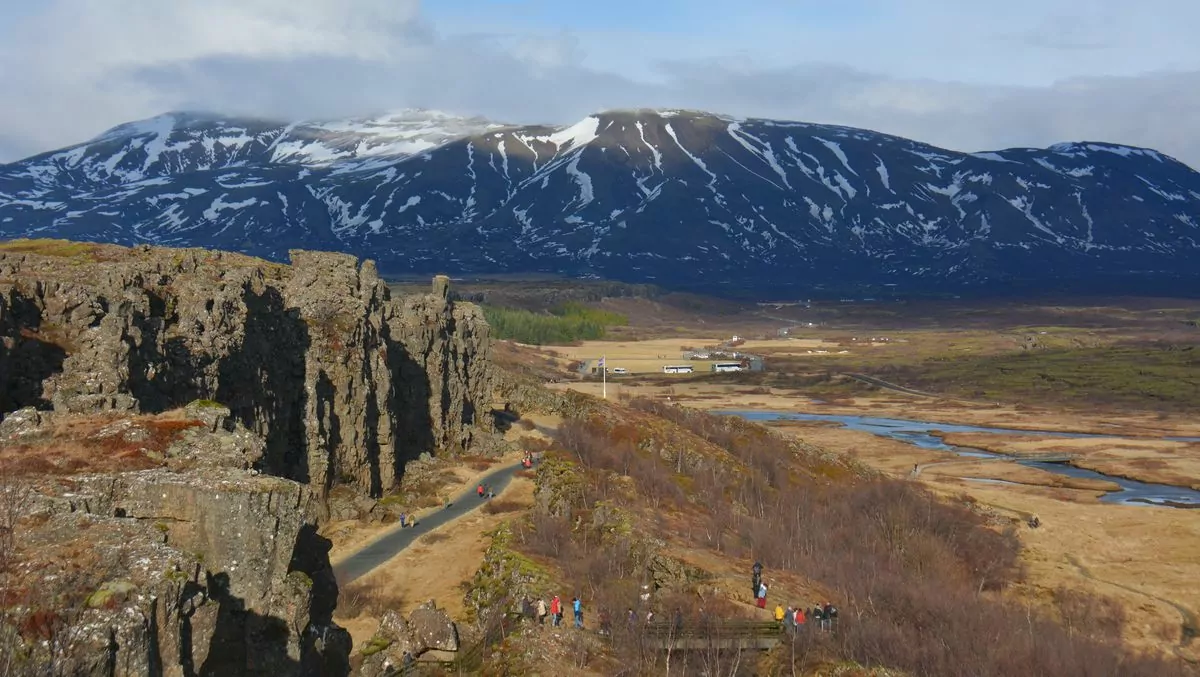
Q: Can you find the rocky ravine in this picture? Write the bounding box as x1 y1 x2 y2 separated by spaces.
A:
0 241 495 498
0 241 497 675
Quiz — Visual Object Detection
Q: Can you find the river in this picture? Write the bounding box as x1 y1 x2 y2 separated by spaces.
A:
717 411 1200 508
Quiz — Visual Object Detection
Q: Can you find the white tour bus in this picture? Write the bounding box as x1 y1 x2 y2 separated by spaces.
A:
711 362 743 372
662 364 694 374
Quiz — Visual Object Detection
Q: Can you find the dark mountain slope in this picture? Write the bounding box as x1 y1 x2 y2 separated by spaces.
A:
3 109 1198 298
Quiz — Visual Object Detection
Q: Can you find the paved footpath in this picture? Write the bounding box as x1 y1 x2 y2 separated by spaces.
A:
332 460 524 584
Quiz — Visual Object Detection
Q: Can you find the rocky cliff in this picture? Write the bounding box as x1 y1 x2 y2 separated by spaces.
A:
0 404 350 676
0 239 495 498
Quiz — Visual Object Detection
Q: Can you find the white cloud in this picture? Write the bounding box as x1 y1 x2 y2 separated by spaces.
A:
1 0 1199 168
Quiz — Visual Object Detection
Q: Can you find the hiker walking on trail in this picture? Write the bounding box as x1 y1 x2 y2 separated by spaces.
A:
399 512 407 528
573 597 583 629
774 604 785 629
782 606 794 633
794 606 806 630
537 598 547 625
550 595 562 627
756 582 768 609
477 484 484 498
825 602 838 631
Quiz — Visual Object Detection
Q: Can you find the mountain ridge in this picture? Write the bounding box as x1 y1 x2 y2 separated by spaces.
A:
2 108 1199 299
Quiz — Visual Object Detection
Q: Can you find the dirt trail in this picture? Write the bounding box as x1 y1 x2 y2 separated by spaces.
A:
1065 555 1198 663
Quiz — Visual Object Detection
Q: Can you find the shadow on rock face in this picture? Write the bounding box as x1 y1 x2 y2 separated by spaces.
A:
216 286 311 483
289 525 352 677
0 290 68 415
199 572 299 677
386 335 434 486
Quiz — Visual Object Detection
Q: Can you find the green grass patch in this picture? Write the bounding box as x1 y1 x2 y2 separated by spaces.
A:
890 344 1200 411
482 302 627 345
0 238 103 259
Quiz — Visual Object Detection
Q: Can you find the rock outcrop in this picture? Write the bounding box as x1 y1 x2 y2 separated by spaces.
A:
0 406 350 676
357 602 460 676
0 241 494 497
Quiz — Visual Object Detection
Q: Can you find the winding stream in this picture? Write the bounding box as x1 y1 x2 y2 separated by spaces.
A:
718 411 1200 508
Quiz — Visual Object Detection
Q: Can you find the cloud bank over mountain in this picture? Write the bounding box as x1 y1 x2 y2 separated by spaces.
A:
1 0 1198 166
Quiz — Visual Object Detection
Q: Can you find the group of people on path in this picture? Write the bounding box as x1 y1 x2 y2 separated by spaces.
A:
523 594 586 630
774 602 838 633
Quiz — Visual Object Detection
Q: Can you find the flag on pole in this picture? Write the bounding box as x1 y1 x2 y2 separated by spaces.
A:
597 356 605 368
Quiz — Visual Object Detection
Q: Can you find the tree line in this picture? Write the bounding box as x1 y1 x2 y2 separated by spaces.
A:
482 302 628 345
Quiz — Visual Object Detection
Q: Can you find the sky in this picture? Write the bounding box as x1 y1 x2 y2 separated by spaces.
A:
1 0 1199 166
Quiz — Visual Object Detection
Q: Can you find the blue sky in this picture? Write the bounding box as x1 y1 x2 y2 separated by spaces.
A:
1 0 1199 166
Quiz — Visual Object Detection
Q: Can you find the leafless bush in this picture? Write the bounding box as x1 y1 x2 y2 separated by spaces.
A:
1053 585 1126 641
482 499 527 515
339 579 403 619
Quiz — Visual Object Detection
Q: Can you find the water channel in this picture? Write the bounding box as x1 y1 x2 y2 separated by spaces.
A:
717 411 1200 508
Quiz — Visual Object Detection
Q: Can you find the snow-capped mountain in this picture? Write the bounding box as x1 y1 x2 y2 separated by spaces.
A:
3 108 1199 298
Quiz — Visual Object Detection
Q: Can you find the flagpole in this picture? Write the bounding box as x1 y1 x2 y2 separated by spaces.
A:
602 355 607 399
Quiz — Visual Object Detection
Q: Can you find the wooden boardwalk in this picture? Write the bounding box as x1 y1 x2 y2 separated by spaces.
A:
640 620 789 651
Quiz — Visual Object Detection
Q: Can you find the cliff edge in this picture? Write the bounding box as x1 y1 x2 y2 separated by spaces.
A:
0 239 495 498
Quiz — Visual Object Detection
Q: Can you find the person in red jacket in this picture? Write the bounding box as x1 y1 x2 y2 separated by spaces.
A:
477 484 484 498
550 595 562 627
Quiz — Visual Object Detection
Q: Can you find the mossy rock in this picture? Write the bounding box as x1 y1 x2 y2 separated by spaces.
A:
86 580 138 608
360 635 392 657
463 523 550 621
286 570 314 590
189 399 225 409
533 455 586 517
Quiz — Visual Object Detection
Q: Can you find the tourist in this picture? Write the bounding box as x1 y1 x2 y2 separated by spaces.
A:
757 582 768 609
537 598 547 625
783 606 794 633
477 483 484 498
573 596 583 629
826 602 838 631
794 606 806 629
774 603 785 628
399 512 407 528
551 595 561 627
811 604 825 631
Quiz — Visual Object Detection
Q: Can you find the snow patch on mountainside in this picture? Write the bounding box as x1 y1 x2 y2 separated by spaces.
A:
542 116 601 150
4 107 1200 295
